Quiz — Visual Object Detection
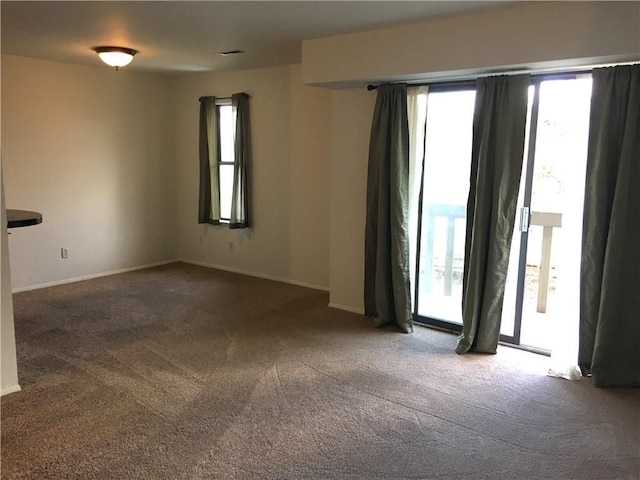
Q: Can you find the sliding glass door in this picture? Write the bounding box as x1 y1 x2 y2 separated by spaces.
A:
414 86 475 329
501 76 592 351
413 75 592 351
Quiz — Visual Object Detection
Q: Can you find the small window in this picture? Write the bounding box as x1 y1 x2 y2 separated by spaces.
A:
217 102 235 221
198 93 251 228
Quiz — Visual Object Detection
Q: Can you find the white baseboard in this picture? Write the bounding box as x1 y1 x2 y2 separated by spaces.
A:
11 260 179 293
1 384 21 397
181 259 329 293
328 303 365 315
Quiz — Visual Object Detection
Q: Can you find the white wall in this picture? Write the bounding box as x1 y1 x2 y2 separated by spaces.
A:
1 169 20 395
174 64 331 290
303 1 640 87
288 66 332 287
328 89 375 313
1 55 178 290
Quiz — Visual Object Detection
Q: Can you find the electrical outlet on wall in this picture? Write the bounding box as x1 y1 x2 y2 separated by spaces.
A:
61 247 69 259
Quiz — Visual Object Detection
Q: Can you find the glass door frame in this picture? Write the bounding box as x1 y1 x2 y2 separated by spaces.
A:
412 71 591 349
500 78 541 346
412 81 476 334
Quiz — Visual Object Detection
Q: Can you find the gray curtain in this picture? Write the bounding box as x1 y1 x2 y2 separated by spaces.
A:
230 93 251 229
579 64 640 387
364 84 413 333
456 74 530 354
198 96 221 224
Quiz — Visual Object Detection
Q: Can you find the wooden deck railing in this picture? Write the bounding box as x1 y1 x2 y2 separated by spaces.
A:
421 204 465 296
420 204 562 314
530 211 562 313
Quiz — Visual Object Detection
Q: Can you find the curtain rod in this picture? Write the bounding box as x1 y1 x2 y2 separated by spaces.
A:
199 96 231 102
366 67 597 91
198 93 252 102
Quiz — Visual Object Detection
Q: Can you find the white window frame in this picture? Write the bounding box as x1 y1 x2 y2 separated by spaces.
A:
215 98 235 222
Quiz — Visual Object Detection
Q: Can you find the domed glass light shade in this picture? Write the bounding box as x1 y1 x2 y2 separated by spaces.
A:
93 46 137 70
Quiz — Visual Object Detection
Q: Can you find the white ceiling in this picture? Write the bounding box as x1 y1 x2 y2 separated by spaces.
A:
1 1 514 75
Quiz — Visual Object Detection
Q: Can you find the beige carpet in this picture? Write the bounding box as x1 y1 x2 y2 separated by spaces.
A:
1 262 638 479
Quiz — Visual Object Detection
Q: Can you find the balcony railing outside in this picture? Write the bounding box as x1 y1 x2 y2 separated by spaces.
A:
419 204 562 321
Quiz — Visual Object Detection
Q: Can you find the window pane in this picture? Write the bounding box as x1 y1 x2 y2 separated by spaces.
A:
521 78 592 350
219 105 235 163
218 104 235 220
417 90 475 323
219 164 235 220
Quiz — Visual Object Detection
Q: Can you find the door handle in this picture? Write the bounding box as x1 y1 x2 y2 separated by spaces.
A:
519 207 530 232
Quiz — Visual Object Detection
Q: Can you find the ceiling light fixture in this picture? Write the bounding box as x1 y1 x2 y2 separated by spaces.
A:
93 46 137 70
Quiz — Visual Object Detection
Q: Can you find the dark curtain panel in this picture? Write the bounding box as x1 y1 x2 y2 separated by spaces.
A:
198 96 220 224
456 74 530 354
579 64 640 388
230 93 251 229
364 84 413 333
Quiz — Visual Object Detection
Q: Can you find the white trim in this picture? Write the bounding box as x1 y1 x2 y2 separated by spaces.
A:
1 384 21 396
328 303 365 315
181 259 329 292
11 260 179 293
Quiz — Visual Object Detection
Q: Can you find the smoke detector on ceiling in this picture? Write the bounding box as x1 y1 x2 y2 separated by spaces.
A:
218 50 245 57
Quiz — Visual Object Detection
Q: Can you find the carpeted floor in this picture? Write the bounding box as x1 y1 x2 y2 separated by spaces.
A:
1 262 638 479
